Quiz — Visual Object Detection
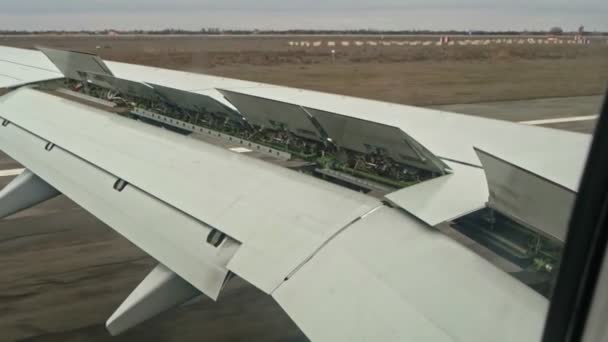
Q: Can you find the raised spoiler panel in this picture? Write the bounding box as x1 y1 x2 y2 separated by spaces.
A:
83 73 244 122
273 206 548 342
475 148 576 242
0 119 237 299
149 83 244 122
218 88 450 175
303 107 450 174
84 72 160 100
38 47 113 81
219 89 325 142
0 88 380 294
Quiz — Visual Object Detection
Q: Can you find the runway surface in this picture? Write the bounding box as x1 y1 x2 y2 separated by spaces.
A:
432 95 602 133
0 95 602 341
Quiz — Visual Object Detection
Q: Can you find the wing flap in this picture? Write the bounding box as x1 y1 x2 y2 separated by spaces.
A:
273 207 548 342
0 88 379 293
0 119 238 299
385 161 488 226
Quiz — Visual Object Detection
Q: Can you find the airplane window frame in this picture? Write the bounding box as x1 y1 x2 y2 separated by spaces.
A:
542 91 608 342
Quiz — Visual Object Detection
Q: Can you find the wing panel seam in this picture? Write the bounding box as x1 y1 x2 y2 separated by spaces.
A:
274 204 384 293
0 115 236 242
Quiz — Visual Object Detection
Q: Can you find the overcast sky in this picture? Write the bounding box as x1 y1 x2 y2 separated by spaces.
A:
0 0 605 31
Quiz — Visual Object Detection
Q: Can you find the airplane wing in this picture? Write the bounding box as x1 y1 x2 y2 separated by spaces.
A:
0 47 61 88
0 46 591 341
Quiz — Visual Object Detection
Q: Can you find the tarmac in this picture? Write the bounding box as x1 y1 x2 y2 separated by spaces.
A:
0 95 603 341
432 95 602 134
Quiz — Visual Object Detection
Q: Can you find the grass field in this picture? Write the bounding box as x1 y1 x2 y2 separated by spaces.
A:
2 35 607 105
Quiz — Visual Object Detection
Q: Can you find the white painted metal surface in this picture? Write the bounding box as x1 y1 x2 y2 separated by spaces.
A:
273 206 548 342
385 161 488 226
0 46 61 72
476 148 576 242
106 263 202 336
0 60 60 88
0 119 240 299
0 75 18 88
0 88 379 294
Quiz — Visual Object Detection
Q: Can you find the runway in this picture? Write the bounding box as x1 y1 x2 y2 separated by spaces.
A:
432 95 602 133
0 95 602 341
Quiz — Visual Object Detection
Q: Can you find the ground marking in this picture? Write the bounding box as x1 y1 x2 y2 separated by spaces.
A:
519 115 599 125
0 168 25 177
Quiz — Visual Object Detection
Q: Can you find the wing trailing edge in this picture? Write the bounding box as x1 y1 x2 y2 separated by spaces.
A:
0 103 240 299
272 206 548 342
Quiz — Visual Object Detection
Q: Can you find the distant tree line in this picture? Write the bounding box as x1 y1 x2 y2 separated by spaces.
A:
0 28 606 36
